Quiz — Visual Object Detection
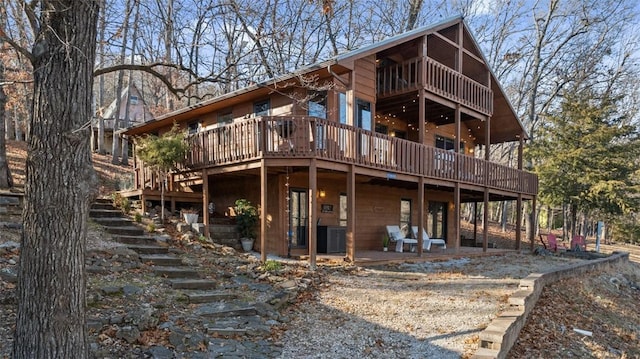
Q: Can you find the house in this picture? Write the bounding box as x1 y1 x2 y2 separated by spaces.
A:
122 16 537 265
92 83 153 154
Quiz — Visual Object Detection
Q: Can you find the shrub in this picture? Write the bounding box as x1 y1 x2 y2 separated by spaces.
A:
235 199 258 239
262 260 282 272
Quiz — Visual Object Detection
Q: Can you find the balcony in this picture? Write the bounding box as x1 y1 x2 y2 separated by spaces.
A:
170 117 537 196
377 57 493 116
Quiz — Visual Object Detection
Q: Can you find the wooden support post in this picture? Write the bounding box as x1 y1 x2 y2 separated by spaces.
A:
516 194 523 250
483 188 489 252
260 160 268 263
530 196 537 251
418 176 425 256
202 169 209 239
346 165 356 262
308 159 317 269
454 183 460 254
473 202 478 243
418 89 425 145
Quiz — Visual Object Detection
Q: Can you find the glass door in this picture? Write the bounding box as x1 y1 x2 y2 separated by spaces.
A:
356 99 371 156
427 202 446 240
290 188 308 248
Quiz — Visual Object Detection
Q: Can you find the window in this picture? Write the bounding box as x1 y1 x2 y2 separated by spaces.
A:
308 91 327 119
435 135 464 153
218 110 233 125
129 95 139 105
427 202 446 240
254 99 270 117
400 198 412 228
339 193 347 227
338 92 347 124
375 123 388 134
187 121 200 135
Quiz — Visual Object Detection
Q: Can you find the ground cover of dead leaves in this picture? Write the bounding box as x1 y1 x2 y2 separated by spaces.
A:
509 261 640 358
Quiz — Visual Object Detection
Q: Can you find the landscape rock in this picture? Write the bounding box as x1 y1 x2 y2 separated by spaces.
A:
116 326 140 344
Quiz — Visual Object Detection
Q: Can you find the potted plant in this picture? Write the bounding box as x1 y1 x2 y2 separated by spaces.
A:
382 233 390 252
235 199 259 251
182 208 199 224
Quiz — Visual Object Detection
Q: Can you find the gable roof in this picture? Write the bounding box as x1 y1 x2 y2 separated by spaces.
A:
124 16 526 143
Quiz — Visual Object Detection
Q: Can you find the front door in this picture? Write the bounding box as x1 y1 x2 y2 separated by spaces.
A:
290 188 308 248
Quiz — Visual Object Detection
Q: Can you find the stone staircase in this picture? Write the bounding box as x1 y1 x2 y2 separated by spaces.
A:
90 198 220 301
209 217 240 249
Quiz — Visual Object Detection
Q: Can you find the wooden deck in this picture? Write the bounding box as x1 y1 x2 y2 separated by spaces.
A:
170 117 537 196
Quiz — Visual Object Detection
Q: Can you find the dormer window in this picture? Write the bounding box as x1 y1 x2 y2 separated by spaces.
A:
130 95 138 105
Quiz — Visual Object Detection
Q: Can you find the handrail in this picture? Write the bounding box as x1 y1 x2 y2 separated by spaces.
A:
377 56 493 115
143 117 536 196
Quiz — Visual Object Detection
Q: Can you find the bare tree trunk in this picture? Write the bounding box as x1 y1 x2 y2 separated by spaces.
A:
121 0 141 166
13 1 99 357
0 60 14 189
111 0 133 163
96 0 107 154
405 0 424 31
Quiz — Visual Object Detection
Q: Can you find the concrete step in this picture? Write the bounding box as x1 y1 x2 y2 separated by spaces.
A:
185 291 238 304
94 217 134 227
89 209 124 218
139 254 183 266
209 224 238 234
153 266 200 278
115 235 157 245
0 196 21 206
170 279 217 290
105 226 145 236
126 245 169 255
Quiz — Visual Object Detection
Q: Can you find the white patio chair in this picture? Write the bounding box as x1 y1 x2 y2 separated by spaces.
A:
386 225 418 252
411 226 447 251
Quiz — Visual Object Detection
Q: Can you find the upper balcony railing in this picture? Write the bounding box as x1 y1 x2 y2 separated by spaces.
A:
170 116 536 195
377 56 493 115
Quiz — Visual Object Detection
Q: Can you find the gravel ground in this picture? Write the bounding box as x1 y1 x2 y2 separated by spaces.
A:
280 254 586 359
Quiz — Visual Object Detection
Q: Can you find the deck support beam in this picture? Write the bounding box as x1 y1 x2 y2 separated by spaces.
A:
308 159 317 269
202 169 209 239
346 165 356 262
260 160 268 263
417 176 425 256
483 188 489 252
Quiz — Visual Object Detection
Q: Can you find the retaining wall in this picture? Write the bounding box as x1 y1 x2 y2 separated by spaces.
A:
472 251 630 359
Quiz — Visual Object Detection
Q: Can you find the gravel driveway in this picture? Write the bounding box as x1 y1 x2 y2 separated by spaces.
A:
280 253 585 358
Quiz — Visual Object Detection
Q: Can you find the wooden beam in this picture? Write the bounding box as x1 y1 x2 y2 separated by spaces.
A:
530 196 537 251
483 187 489 252
202 169 209 239
346 165 356 262
308 159 317 269
260 160 268 262
417 176 425 256
516 194 522 250
419 89 425 145
454 183 460 254
518 132 524 170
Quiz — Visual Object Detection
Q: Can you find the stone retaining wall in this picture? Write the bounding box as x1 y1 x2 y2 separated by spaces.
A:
472 251 630 359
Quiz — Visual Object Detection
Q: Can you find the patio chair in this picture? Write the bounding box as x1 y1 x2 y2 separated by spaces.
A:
546 233 568 252
385 225 418 252
411 226 447 251
571 235 587 251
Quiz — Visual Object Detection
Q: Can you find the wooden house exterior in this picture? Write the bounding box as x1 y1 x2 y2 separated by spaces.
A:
123 17 537 265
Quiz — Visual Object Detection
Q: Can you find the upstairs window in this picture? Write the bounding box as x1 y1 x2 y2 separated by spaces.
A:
129 95 139 105
218 110 233 125
187 121 200 135
308 91 327 119
254 99 270 117
435 135 464 153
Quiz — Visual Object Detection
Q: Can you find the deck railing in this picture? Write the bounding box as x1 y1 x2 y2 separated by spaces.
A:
377 56 493 115
160 116 537 196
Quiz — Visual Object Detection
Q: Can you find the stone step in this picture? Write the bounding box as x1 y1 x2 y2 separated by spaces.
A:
170 279 217 290
126 245 169 255
105 226 145 236
206 327 247 336
209 226 238 237
115 235 157 245
91 202 115 210
197 306 257 318
0 196 21 206
185 291 238 304
89 209 124 218
153 266 200 278
94 217 134 227
139 254 183 266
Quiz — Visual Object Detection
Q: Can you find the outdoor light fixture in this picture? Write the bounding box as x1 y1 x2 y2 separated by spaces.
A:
319 189 326 198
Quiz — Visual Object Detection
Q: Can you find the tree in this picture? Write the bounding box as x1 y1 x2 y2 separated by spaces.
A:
4 0 100 357
0 60 13 189
135 124 189 220
528 89 640 239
